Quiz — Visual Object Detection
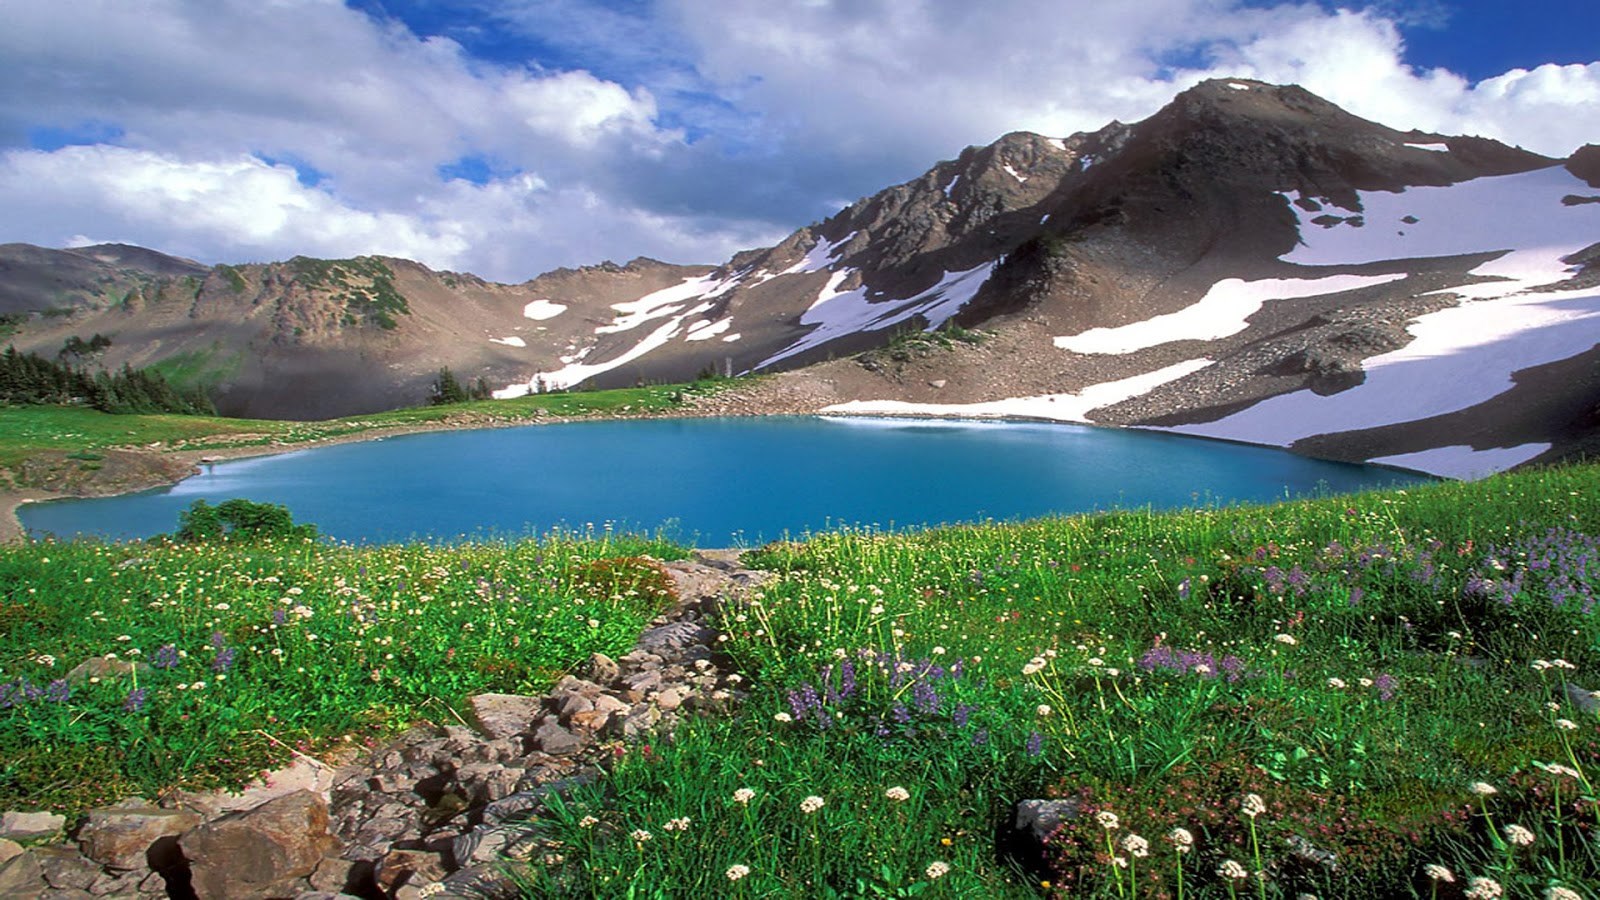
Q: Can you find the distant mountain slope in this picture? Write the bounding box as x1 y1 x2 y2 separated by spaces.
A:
2 79 1596 477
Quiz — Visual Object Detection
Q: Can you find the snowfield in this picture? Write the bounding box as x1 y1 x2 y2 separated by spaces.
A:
759 263 997 369
1165 165 1600 473
823 359 1213 423
1054 273 1406 355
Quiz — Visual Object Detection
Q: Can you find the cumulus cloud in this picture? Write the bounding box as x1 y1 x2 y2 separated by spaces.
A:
0 0 1594 282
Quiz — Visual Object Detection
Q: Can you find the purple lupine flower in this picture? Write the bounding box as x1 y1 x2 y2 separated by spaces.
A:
1347 586 1364 606
1220 655 1245 682
213 646 237 673
1026 731 1044 757
210 631 227 649
1177 578 1191 601
123 688 148 713
0 681 18 709
45 679 70 703
970 729 989 747
912 680 940 714
952 703 972 728
1373 673 1397 701
357 565 367 577
21 680 43 702
891 704 912 725
272 608 288 626
153 644 180 669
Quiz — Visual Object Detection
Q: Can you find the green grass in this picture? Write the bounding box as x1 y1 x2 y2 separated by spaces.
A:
8 449 1600 897
148 346 244 394
0 529 688 812
531 464 1600 898
0 379 744 474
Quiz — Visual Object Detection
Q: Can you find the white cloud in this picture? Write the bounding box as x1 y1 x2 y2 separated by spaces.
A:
0 0 1594 282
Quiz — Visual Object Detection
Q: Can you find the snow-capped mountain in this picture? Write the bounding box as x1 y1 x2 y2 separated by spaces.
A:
2 79 1596 476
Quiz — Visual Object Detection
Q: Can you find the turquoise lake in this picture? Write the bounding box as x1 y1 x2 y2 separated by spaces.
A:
19 416 1431 545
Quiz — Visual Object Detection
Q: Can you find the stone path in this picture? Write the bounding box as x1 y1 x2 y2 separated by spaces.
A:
0 551 767 900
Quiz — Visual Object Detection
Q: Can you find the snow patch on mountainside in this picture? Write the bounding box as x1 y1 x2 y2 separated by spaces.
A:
1163 166 1600 457
759 263 996 369
824 359 1213 423
598 273 724 334
780 231 858 276
685 317 734 341
1404 142 1449 152
1370 444 1551 480
489 336 526 348
523 299 567 320
1054 273 1406 354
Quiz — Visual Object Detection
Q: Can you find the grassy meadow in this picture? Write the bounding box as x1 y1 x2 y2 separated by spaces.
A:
3 455 1600 898
0 378 738 472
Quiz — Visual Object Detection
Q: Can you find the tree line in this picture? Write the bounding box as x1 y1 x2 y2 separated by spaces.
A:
0 346 215 415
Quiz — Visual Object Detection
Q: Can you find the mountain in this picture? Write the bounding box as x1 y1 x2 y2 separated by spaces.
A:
2 79 1597 477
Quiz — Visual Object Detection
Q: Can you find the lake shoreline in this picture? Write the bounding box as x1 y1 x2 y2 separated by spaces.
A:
0 380 836 543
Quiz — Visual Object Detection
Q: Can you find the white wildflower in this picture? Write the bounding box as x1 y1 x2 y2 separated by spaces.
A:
726 864 750 881
925 861 950 879
800 795 825 815
885 786 911 802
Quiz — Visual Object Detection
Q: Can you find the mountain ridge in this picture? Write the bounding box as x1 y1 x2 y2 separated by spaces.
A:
2 78 1597 477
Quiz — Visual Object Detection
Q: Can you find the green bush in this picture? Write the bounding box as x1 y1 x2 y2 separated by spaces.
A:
174 498 317 543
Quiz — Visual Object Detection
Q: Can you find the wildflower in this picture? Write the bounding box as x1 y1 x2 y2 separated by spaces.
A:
35 654 55 668
1469 782 1498 796
1274 634 1298 646
578 816 599 828
1556 719 1578 731
1503 824 1535 846
1423 864 1454 882
1217 859 1249 880
925 861 950 879
726 864 750 881
1327 677 1347 689
1532 659 1554 671
773 712 792 723
800 795 825 815
1036 704 1052 717
1120 834 1150 858
732 788 755 805
1166 827 1194 854
630 829 652 843
1465 877 1503 900
1241 793 1267 818
663 816 691 832
1095 810 1119 830
1022 657 1046 676
1553 659 1578 670
122 688 148 713
1547 887 1582 900
44 679 70 703
885 786 910 802
1026 731 1044 757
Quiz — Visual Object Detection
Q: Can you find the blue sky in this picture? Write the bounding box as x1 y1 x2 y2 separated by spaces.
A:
1 0 1596 281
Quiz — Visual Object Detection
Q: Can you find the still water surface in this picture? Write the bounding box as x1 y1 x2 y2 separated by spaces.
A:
20 416 1431 545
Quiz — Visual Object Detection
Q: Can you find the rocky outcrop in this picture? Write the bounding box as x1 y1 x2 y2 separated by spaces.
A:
0 551 766 899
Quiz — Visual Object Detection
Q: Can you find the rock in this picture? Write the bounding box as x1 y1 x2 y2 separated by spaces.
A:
85 867 144 896
656 686 689 712
32 846 99 891
0 810 66 842
1565 681 1600 715
928 379 947 388
77 804 202 872
173 756 337 820
0 850 46 899
179 790 339 899
1014 798 1080 842
306 856 359 894
635 622 715 658
619 704 661 739
556 691 595 721
581 653 621 685
532 719 584 756
375 848 447 894
437 863 521 900
466 693 542 741
63 657 149 686
0 841 19 866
